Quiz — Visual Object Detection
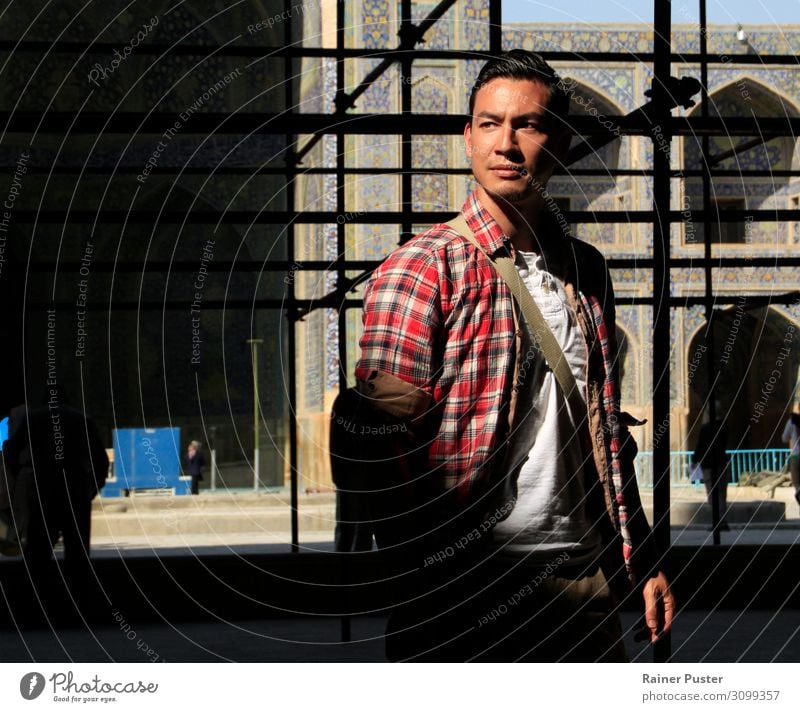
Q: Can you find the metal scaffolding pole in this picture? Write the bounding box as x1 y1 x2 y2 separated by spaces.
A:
285 0 299 552
651 0 673 663
247 338 264 491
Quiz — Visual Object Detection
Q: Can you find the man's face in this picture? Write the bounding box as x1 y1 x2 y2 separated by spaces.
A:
464 77 569 205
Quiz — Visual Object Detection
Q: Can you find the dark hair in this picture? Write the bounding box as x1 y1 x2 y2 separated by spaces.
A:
468 49 569 126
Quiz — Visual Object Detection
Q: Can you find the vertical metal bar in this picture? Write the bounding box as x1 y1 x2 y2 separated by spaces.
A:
336 2 348 392
699 0 713 419
210 448 217 491
247 338 263 490
336 0 352 645
401 0 413 240
286 0 299 553
698 0 722 545
254 340 259 490
490 0 502 52
652 0 673 663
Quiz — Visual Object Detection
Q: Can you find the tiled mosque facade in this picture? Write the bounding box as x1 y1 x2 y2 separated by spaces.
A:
1 0 794 492
295 1 800 490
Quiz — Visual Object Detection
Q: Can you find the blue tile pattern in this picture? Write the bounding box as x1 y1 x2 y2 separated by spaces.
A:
299 7 800 426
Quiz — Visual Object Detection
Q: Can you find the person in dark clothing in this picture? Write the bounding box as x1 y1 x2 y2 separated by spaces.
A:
330 389 374 552
782 408 800 508
3 389 108 617
692 416 730 531
184 440 205 495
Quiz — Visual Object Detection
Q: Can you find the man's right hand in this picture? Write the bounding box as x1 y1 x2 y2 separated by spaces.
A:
640 570 675 643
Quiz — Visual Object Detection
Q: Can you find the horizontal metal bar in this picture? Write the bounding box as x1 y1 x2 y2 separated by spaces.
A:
2 41 796 66
26 261 379 272
25 166 475 176
13 166 633 177
26 291 800 312
24 256 800 273
669 52 799 65
19 165 800 179
668 117 800 135
675 169 800 178
674 209 800 222
612 257 800 269
10 209 800 224
25 298 362 312
0 42 492 59
6 209 445 224
664 292 800 308
3 112 798 136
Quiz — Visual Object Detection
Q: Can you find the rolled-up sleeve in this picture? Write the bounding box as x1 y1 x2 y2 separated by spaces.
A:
355 244 441 423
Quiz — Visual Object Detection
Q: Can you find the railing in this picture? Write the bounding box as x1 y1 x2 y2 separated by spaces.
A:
634 449 791 488
727 449 791 483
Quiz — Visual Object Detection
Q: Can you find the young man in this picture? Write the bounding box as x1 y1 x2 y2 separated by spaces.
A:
693 413 731 530
352 50 673 661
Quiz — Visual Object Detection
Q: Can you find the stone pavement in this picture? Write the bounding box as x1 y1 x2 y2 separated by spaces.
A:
85 483 800 554
84 524 800 559
2 610 798 663
2 485 798 663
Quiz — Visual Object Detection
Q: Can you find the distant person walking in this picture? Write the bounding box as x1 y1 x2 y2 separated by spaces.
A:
2 388 108 614
782 407 800 507
184 440 205 495
692 414 730 531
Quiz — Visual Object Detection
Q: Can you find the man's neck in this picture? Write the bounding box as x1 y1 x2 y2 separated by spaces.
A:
475 186 546 253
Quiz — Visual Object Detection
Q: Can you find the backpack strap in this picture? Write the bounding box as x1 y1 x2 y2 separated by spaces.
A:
445 215 585 417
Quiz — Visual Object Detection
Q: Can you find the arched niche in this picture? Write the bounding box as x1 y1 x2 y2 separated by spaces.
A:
561 79 624 174
685 79 798 173
682 80 799 244
411 74 454 211
553 79 625 245
685 306 799 451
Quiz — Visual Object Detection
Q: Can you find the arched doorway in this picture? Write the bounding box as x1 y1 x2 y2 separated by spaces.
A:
686 306 799 451
682 79 799 246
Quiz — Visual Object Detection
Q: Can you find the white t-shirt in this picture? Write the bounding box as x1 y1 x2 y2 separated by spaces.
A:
490 249 602 566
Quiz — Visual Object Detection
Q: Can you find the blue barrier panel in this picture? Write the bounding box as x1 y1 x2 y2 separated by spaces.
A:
102 427 190 497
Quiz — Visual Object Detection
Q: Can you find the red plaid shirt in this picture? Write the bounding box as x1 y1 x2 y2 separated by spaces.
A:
356 190 656 579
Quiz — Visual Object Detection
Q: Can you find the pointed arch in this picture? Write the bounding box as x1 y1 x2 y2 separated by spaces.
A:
554 79 625 245
685 78 799 173
682 77 799 245
561 78 624 173
698 76 800 120
685 306 799 451
411 74 453 114
410 74 453 211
